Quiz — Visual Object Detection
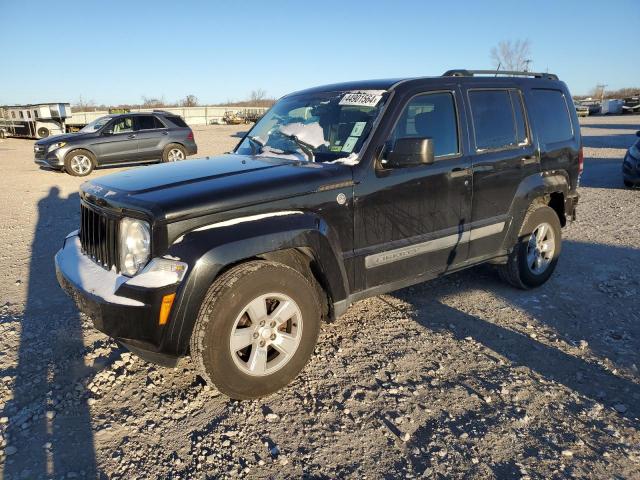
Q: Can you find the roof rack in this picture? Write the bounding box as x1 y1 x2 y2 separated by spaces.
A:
442 69 558 81
152 109 174 114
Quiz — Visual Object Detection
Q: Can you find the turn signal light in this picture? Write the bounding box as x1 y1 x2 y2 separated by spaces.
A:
159 293 176 325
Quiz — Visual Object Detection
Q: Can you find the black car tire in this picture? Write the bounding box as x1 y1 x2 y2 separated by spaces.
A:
37 127 50 139
190 260 321 400
624 179 634 188
162 143 187 162
499 204 562 289
64 149 96 177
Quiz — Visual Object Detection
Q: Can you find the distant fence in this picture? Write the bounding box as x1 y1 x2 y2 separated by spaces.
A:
66 106 270 127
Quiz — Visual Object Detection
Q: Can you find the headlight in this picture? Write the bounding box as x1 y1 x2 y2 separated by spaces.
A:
119 218 151 276
48 141 67 152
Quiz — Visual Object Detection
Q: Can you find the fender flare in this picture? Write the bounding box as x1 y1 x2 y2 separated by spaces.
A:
501 171 570 250
160 211 349 355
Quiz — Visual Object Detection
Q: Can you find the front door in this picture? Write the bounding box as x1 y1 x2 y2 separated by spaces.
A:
92 116 139 163
354 89 473 291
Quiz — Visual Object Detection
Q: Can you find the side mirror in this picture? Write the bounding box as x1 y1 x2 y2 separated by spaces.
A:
102 128 114 136
386 137 434 167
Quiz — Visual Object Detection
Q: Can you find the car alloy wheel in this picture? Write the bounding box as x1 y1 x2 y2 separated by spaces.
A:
526 222 555 274
70 154 92 175
229 292 303 376
167 148 185 161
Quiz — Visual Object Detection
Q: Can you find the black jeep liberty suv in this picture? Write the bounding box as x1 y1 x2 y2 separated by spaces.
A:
56 70 582 399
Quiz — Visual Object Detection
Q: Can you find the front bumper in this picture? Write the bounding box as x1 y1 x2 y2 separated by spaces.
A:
34 146 68 168
55 233 181 366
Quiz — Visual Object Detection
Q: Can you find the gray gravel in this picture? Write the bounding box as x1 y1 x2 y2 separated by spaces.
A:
0 117 638 479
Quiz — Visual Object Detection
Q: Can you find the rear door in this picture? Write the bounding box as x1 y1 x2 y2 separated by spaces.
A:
135 115 169 160
465 87 537 259
91 116 139 163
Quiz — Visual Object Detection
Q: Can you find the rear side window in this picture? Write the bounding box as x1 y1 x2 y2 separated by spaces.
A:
164 116 188 128
530 89 574 144
469 89 525 151
137 115 165 130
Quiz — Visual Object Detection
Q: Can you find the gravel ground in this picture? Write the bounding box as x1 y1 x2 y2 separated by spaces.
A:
0 117 638 479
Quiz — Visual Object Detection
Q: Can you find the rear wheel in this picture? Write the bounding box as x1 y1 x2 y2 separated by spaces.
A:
499 204 562 289
190 260 321 399
624 179 635 188
37 127 50 139
162 143 187 162
64 150 95 177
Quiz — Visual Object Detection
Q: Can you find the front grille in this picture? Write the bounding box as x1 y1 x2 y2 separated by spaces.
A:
80 203 120 271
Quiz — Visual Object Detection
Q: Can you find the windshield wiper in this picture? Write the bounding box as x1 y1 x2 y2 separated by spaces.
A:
275 131 315 162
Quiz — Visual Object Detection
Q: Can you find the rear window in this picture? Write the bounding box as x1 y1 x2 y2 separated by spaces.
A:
530 89 574 144
469 89 522 150
164 116 188 128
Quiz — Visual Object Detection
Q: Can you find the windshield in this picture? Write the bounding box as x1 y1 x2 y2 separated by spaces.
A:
236 90 388 164
79 116 112 133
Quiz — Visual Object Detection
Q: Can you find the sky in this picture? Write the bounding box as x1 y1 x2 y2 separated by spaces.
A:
1 0 638 106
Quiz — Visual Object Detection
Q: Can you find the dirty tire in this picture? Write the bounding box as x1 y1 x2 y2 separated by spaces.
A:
190 260 321 400
162 143 187 162
64 149 96 177
498 204 562 289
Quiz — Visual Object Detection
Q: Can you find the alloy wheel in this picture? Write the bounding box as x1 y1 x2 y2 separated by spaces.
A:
229 293 303 376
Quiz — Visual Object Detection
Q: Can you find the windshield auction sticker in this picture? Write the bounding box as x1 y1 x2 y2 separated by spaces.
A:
339 90 385 107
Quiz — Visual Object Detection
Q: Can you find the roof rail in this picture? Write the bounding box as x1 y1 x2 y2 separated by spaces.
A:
152 109 174 114
442 69 559 81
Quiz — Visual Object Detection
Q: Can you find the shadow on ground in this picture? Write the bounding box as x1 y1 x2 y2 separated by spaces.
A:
2 187 98 478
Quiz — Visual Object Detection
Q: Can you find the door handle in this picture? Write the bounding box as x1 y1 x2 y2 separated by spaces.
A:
449 167 471 178
127 134 137 139
162 131 169 135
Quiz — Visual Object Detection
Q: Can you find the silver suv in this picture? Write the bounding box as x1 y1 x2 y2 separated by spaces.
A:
34 111 198 176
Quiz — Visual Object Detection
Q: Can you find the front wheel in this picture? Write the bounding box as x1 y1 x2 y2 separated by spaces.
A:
190 260 321 399
64 150 95 177
498 204 562 289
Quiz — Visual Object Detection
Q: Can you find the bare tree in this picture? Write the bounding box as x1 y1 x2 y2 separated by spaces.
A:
141 96 166 108
180 94 198 107
490 39 532 72
250 89 267 103
74 95 96 112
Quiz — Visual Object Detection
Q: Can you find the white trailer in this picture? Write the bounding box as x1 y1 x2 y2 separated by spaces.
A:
600 99 624 115
0 103 71 139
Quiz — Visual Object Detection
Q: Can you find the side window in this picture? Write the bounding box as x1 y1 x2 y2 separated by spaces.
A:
530 89 574 144
27 111 32 119
469 89 519 151
111 117 134 133
19 111 24 119
34 110 39 119
137 115 164 130
384 91 459 162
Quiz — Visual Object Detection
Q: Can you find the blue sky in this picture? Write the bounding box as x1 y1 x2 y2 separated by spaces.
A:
2 0 638 105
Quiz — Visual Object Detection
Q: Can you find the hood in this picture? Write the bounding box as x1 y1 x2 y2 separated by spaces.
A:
35 132 93 145
81 154 353 222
